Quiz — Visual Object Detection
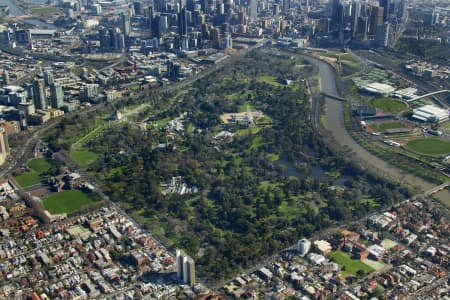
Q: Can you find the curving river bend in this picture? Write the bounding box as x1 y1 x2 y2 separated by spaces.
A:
303 55 450 202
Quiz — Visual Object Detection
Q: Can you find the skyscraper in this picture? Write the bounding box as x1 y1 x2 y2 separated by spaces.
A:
376 22 390 47
121 13 131 37
176 249 195 286
43 70 54 86
331 0 344 32
178 7 188 36
379 0 390 22
282 0 291 14
351 0 361 37
50 84 64 109
369 5 383 37
99 27 109 51
32 79 46 110
249 0 257 21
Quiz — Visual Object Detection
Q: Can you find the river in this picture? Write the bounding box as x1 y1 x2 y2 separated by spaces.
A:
303 55 450 202
0 0 24 16
0 0 56 29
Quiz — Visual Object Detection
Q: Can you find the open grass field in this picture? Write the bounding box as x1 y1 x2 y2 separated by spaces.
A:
258 75 285 87
329 251 375 277
28 158 55 173
31 7 60 14
362 259 387 271
371 121 408 132
72 125 105 148
371 98 407 114
44 190 99 214
226 90 255 101
70 150 100 166
406 138 450 156
238 103 254 113
14 172 42 188
14 158 58 188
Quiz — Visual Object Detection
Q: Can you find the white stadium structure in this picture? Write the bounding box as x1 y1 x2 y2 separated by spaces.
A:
412 105 449 123
361 82 396 96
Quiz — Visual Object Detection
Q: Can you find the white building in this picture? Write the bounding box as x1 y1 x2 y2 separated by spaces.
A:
412 105 449 123
307 253 326 265
361 82 395 96
297 239 311 256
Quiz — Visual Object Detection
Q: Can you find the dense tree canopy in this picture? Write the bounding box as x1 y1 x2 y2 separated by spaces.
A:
53 50 412 281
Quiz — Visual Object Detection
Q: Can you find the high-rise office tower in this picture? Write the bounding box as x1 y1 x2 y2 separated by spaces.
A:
43 70 54 86
211 27 220 48
282 0 291 14
369 5 383 37
225 33 232 49
376 22 390 47
114 31 125 51
331 0 344 32
50 84 64 109
176 249 195 286
159 14 168 36
32 79 46 109
99 27 109 51
121 13 131 37
249 0 257 21
133 1 143 15
379 0 390 22
351 0 361 37
179 7 188 36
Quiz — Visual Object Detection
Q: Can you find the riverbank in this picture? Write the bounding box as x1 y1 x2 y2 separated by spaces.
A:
298 52 450 203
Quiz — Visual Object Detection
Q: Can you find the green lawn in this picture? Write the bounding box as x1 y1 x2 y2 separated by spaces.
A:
238 102 254 113
31 7 60 14
226 90 255 101
72 125 105 148
406 138 450 156
14 158 58 188
371 98 407 114
328 251 375 277
362 259 387 271
14 172 42 188
235 126 262 136
278 200 302 220
258 75 284 87
28 158 56 173
70 149 100 166
371 121 408 132
44 190 99 214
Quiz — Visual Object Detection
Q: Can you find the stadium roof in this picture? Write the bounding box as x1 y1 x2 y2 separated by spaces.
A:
361 82 395 95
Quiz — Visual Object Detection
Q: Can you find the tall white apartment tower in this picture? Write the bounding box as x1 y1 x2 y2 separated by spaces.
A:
176 249 195 286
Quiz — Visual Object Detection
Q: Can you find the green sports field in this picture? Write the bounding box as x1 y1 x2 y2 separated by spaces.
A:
406 138 450 156
14 172 42 188
371 98 407 114
371 121 407 132
28 158 54 173
328 251 375 277
15 158 58 188
44 190 99 214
